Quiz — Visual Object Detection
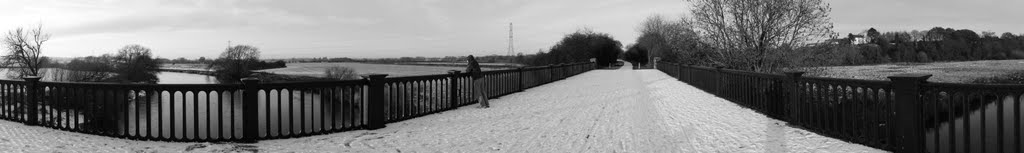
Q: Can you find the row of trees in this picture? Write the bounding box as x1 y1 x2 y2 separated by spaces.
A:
1 24 294 84
53 45 161 83
635 0 1024 71
634 0 835 72
622 45 649 66
279 55 526 65
520 29 623 67
163 57 210 64
632 15 706 66
825 27 1024 65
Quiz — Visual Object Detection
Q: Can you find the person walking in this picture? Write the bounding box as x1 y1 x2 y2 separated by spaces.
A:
466 55 489 108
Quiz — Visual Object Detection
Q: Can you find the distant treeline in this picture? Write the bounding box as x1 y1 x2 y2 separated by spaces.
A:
518 29 622 67
262 30 624 67
817 27 1024 66
48 44 162 83
269 55 526 65
157 57 286 69
150 29 624 69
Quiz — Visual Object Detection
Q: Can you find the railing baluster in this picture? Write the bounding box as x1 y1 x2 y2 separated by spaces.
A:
318 87 325 133
327 86 335 130
193 91 198 140
148 90 154 139
205 90 211 140
981 93 987 153
278 89 284 137
2 84 5 120
963 93 970 153
264 89 272 137
1016 93 1022 153
998 92 1005 153
347 85 355 128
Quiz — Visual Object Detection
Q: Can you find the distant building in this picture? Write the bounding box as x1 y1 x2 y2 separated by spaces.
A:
848 33 868 45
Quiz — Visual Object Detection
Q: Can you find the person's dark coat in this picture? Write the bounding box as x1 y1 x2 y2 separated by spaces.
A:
466 55 483 79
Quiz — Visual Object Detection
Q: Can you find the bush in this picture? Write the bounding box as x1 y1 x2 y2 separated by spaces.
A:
993 52 1008 60
324 66 360 80
917 52 933 62
109 44 160 83
533 29 623 67
209 45 261 82
1009 50 1024 59
253 60 287 70
622 45 649 66
58 56 116 82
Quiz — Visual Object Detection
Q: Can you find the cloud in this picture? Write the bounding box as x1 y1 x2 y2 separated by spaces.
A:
3 0 689 58
830 0 1024 34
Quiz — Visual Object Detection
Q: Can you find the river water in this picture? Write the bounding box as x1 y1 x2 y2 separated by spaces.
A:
925 95 1024 153
154 71 217 84
115 89 353 140
0 68 217 84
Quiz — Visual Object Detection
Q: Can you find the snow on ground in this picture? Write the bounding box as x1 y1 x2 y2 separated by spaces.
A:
0 63 887 152
636 68 885 153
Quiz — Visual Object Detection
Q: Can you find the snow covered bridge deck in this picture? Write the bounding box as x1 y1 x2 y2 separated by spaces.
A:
0 64 885 152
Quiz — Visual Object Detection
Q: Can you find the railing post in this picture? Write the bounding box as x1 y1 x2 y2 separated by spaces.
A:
685 64 692 82
517 67 525 92
558 64 566 80
676 63 683 80
22 76 40 126
784 72 805 121
240 77 260 143
547 64 554 83
888 74 931 153
671 63 679 80
447 70 460 109
363 74 389 130
714 66 724 95
565 63 573 77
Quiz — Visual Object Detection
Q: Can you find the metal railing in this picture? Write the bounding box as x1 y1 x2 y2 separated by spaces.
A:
0 62 596 142
657 61 1024 153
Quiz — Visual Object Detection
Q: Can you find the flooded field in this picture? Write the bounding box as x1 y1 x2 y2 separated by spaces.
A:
813 60 1024 83
256 62 499 77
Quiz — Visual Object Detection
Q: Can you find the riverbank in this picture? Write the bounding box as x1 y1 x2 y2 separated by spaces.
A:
392 62 522 69
256 62 498 78
813 60 1024 83
972 71 1024 84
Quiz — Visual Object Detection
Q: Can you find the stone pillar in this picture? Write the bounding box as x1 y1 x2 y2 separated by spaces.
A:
888 74 931 153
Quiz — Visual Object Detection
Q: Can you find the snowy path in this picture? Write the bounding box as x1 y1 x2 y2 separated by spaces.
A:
0 64 886 152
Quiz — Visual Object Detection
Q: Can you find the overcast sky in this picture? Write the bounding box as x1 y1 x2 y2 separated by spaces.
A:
1 0 1022 59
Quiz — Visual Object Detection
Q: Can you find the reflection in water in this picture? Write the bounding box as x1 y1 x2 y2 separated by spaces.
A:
925 95 1024 153
0 68 218 84
100 89 362 139
20 69 368 140
155 72 217 84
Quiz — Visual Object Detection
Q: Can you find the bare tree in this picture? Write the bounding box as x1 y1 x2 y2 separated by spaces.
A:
689 0 834 71
636 15 704 64
2 24 50 77
113 44 158 70
111 44 160 83
324 66 359 80
209 45 261 81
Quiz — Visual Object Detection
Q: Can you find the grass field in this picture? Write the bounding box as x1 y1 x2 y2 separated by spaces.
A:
813 60 1024 83
255 62 500 77
160 63 210 71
